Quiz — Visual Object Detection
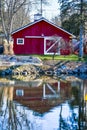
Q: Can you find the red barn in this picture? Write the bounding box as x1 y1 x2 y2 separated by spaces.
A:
11 17 75 55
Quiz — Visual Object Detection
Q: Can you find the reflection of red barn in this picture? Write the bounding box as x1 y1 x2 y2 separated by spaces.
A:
11 18 74 55
13 81 71 113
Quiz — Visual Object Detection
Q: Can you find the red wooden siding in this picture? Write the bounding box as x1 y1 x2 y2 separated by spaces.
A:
12 19 74 55
14 38 44 54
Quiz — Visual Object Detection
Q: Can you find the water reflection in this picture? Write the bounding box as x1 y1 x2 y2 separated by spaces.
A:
0 77 87 130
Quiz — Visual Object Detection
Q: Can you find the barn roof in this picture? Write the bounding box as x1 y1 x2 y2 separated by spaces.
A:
11 17 75 37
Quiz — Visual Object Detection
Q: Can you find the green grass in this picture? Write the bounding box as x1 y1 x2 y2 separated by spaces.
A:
17 54 87 61
33 54 85 61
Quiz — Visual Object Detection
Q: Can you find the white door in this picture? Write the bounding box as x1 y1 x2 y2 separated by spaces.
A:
44 37 61 55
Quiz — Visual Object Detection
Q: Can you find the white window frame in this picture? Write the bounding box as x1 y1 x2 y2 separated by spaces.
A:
17 38 24 45
16 89 24 96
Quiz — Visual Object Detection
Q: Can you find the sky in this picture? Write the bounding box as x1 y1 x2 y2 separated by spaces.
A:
30 0 60 21
43 0 60 20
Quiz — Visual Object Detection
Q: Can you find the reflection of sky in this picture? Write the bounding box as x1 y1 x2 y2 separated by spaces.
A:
42 103 78 130
0 94 79 130
42 107 61 130
11 102 78 130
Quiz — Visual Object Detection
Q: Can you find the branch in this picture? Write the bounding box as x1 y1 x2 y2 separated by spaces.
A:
13 0 27 15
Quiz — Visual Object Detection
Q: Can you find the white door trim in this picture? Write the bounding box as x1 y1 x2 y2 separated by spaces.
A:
44 37 61 55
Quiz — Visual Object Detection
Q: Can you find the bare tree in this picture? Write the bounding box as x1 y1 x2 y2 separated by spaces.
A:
0 0 28 42
0 0 50 55
1 0 49 42
12 5 31 31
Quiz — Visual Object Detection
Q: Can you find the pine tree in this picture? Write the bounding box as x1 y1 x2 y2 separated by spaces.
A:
58 0 87 36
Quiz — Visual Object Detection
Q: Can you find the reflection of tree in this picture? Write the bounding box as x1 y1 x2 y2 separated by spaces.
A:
59 81 87 130
71 82 86 129
59 104 78 130
71 86 79 106
0 87 31 130
0 88 4 108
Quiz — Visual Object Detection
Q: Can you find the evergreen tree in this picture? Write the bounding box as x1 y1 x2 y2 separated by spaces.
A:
58 0 87 36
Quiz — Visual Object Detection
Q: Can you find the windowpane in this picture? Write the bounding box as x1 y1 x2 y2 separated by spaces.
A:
16 89 24 96
17 38 24 45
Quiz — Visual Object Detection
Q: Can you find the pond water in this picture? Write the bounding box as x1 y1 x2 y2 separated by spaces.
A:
0 76 87 130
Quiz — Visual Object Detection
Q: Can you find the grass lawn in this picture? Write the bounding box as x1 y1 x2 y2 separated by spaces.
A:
17 54 87 61
32 54 87 61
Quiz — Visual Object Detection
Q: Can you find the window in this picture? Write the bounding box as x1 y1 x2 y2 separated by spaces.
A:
16 89 24 96
17 38 24 45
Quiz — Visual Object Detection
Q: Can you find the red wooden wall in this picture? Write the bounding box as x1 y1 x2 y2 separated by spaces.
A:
12 19 72 55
